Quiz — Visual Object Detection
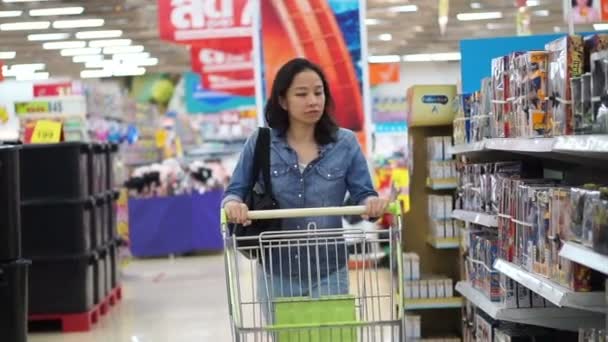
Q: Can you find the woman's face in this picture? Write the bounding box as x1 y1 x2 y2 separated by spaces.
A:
280 70 325 126
577 0 588 7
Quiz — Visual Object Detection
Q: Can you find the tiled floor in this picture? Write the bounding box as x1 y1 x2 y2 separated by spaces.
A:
28 255 233 342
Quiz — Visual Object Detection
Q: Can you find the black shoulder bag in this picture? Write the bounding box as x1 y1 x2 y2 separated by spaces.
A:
230 127 280 259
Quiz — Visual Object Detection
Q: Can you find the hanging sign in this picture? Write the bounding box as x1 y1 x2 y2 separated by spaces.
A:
30 120 63 144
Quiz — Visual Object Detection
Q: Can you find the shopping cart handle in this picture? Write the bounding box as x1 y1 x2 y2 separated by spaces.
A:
246 202 400 220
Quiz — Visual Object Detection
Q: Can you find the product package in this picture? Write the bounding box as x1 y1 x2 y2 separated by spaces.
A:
590 50 608 134
475 312 496 342
512 52 549 137
570 185 600 243
584 34 608 73
592 188 608 255
492 55 512 138
545 35 584 136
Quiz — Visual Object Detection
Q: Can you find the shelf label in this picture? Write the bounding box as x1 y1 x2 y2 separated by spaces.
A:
31 120 62 143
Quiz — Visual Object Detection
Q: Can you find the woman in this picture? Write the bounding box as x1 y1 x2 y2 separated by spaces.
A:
222 58 387 299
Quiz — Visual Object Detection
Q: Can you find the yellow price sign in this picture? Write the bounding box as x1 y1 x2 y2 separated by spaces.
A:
31 120 62 143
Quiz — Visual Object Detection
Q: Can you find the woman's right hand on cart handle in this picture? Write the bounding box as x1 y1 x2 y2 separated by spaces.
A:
224 201 252 226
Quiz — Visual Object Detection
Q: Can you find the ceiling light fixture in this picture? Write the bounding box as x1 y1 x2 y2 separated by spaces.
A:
379 33 392 41
28 33 71 41
470 2 482 9
365 19 381 25
17 72 49 81
0 10 22 17
457 11 502 21
387 5 418 12
53 19 104 29
76 30 122 39
402 52 461 62
85 60 114 69
112 52 150 61
89 39 132 48
0 21 51 31
368 55 400 63
73 54 104 63
30 7 84 16
3 0 50 2
526 0 540 6
128 58 159 67
113 67 146 77
486 22 514 30
81 69 112 79
103 45 144 54
43 41 86 50
60 47 102 56
594 23 608 31
0 51 16 59
533 9 550 17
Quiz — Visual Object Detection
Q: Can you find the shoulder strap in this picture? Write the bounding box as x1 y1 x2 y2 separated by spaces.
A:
251 127 271 192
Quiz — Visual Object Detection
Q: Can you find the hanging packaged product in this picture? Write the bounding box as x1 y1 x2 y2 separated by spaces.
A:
591 187 608 256
583 34 608 73
545 35 584 136
590 50 608 134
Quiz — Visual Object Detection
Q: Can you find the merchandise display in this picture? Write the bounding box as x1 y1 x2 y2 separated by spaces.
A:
404 277 455 300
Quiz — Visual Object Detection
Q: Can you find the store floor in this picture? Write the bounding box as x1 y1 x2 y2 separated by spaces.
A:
28 254 233 342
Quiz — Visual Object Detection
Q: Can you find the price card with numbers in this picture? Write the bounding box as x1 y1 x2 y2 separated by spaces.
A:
31 120 62 143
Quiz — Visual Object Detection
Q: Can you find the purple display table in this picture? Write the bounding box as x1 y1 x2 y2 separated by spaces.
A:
128 190 224 257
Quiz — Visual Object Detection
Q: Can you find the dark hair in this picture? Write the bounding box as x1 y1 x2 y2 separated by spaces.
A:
572 0 593 6
264 58 339 145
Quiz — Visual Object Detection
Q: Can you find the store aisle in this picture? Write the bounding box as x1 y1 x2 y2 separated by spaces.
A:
28 255 232 342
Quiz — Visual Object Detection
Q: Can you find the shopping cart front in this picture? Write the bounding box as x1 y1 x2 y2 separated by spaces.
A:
221 203 405 342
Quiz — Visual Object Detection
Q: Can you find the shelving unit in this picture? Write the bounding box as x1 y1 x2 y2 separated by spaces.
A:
426 177 458 190
559 242 608 276
404 297 463 310
456 281 604 331
451 209 498 228
451 136 608 156
426 236 459 249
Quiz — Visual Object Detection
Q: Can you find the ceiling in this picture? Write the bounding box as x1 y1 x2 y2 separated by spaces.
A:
0 0 595 79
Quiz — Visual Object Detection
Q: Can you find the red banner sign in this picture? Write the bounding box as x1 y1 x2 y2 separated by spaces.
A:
33 82 73 97
158 0 253 44
190 38 255 96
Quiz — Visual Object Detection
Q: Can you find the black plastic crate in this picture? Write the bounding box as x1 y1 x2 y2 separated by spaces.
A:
20 142 91 201
21 197 95 258
106 191 119 241
0 145 21 260
91 195 104 249
102 246 111 296
93 248 106 305
106 144 118 190
29 253 96 314
109 241 120 288
90 144 107 195
0 259 30 342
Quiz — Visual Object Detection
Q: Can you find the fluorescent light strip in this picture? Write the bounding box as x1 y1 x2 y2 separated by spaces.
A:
30 7 84 16
387 5 418 12
17 72 49 81
84 60 114 68
113 67 146 77
457 11 503 21
43 41 86 50
0 51 16 59
104 45 144 54
73 54 103 63
89 39 132 48
61 47 102 56
533 10 550 17
112 52 150 61
81 69 112 79
470 2 482 9
0 10 22 17
365 19 381 25
129 58 158 66
28 33 71 41
379 33 392 41
526 0 540 6
53 19 104 29
368 55 400 63
3 0 50 2
402 52 461 62
76 30 122 39
0 21 51 31
595 23 608 30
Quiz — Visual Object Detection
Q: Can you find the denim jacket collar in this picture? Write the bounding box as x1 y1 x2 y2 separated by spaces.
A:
270 128 336 157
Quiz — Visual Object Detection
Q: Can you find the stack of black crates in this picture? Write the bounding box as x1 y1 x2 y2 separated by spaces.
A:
20 142 121 323
0 145 29 342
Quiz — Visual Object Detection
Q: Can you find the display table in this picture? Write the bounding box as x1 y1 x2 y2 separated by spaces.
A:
128 191 224 257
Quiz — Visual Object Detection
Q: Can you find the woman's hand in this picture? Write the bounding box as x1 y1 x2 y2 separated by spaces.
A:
362 196 389 220
224 201 252 226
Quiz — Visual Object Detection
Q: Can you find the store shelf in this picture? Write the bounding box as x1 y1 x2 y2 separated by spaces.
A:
456 281 604 332
426 236 460 249
493 259 606 313
404 297 462 310
449 141 486 154
426 178 457 190
485 137 555 153
451 209 498 228
559 241 608 276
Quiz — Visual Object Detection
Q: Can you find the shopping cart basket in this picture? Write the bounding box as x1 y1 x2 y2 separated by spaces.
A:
221 203 405 342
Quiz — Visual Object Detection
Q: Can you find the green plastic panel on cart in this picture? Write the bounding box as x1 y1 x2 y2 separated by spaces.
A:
272 295 358 342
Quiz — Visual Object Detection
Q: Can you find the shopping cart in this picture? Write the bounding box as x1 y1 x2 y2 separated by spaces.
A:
221 203 405 342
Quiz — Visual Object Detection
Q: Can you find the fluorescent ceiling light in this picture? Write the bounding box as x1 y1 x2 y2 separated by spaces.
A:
368 55 400 63
89 39 132 48
3 64 46 76
533 9 550 17
104 45 144 54
30 7 84 16
85 60 114 69
28 33 71 41
73 54 103 63
526 0 540 6
17 72 49 81
487 22 514 30
43 41 86 50
470 2 482 9
0 21 51 31
0 10 22 17
81 69 112 79
112 52 150 61
457 11 502 21
0 51 16 59
402 52 461 62
76 30 122 39
128 58 159 67
365 19 381 25
379 33 392 41
387 5 418 12
402 54 431 62
113 67 146 77
3 0 50 2
414 25 424 32
61 47 102 56
53 19 104 29
594 23 608 31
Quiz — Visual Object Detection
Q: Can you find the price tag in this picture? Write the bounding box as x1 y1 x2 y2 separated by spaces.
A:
155 129 168 148
31 120 62 143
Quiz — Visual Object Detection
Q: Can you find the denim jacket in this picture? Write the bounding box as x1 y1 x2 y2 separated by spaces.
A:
222 127 377 281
